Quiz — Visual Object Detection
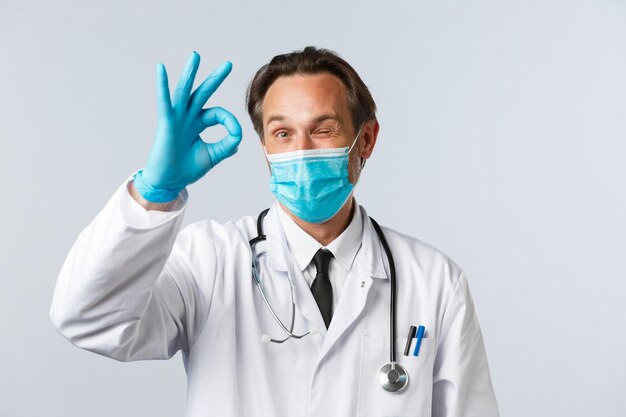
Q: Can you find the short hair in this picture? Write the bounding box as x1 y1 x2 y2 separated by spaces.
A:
246 46 377 140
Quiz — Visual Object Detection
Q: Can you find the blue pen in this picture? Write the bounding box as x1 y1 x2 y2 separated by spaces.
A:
413 325 425 356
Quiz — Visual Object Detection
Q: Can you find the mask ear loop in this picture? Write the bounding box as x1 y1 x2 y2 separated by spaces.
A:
348 123 367 170
347 123 365 155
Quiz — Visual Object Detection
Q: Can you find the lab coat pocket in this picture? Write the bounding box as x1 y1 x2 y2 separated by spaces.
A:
357 334 435 417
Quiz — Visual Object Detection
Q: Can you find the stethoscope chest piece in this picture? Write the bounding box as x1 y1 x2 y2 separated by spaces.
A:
378 362 409 392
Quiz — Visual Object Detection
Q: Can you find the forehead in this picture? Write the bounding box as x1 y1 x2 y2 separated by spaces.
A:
262 72 350 124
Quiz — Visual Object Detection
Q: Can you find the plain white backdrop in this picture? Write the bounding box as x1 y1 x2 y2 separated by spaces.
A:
1 0 624 416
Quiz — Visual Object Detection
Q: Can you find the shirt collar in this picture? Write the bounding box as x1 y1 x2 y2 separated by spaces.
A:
277 198 363 272
264 201 388 280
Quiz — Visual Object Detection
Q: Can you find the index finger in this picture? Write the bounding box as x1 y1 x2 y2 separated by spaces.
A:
188 61 233 114
200 106 243 164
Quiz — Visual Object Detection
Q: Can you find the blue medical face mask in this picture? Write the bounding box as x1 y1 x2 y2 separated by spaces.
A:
265 124 364 224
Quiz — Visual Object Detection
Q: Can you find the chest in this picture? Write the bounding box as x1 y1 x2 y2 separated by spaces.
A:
187 251 440 417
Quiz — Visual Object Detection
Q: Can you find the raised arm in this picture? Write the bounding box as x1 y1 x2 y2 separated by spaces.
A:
49 51 242 361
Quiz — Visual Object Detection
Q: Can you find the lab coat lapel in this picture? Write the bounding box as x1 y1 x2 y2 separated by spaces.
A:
265 203 288 273
265 203 329 339
317 207 389 362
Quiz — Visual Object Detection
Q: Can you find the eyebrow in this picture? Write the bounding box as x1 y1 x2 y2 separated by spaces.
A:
266 113 341 126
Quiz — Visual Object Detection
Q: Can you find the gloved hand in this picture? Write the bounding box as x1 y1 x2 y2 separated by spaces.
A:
133 51 243 203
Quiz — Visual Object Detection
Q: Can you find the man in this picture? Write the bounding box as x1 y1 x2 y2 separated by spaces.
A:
50 46 499 417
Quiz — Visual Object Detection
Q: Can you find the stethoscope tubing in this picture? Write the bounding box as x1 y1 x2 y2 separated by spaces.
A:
250 208 311 343
252 259 310 342
368 217 397 365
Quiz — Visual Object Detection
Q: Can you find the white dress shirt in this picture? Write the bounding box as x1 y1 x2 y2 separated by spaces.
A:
277 199 363 316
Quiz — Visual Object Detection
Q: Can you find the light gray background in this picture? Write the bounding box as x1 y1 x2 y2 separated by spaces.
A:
1 0 624 416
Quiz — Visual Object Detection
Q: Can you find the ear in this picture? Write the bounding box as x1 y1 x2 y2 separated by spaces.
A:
360 120 379 160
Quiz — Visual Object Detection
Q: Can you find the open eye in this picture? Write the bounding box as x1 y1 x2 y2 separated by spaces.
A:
275 131 289 139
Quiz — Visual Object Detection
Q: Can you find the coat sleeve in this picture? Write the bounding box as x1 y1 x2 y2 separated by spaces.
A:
49 173 211 362
432 268 500 417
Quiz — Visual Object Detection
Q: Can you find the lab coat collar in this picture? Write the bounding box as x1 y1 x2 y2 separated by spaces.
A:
357 204 389 280
265 201 388 280
265 201 289 273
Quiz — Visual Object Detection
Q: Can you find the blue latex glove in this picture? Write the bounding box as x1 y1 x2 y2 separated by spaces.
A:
133 51 242 203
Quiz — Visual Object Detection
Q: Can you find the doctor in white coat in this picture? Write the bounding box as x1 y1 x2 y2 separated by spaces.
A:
50 46 499 417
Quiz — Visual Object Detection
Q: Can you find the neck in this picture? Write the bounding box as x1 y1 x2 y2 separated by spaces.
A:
280 197 355 247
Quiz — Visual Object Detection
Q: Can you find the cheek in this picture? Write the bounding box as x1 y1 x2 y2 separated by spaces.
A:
263 142 282 155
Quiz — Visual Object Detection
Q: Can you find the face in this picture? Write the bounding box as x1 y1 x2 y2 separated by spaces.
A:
262 72 356 152
261 72 377 183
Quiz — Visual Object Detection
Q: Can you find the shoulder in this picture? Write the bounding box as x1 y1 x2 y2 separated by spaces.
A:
173 213 259 254
374 220 464 289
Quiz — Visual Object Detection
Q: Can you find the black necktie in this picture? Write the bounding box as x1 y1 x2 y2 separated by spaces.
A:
311 249 334 329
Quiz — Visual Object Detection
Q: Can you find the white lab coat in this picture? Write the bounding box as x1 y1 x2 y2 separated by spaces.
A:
50 173 499 417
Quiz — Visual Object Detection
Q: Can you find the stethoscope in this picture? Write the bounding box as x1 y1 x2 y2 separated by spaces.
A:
249 208 409 393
